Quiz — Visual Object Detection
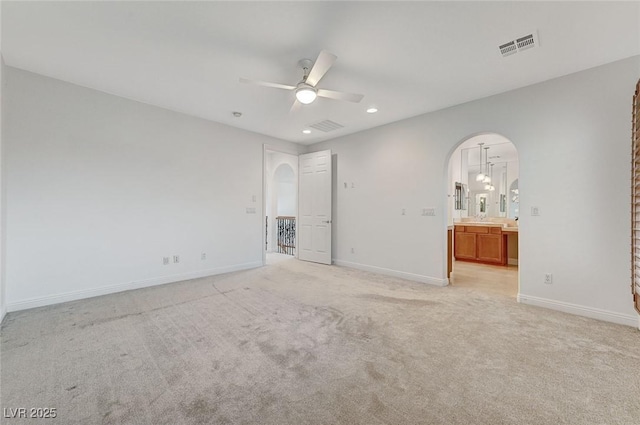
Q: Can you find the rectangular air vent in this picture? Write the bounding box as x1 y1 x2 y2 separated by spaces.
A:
309 120 344 132
499 41 517 57
516 34 535 50
499 30 538 57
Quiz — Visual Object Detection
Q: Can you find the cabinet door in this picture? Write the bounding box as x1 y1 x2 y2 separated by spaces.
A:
477 234 502 263
454 232 477 260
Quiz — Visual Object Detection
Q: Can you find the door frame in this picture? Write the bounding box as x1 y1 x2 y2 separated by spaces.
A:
262 144 300 265
443 132 521 296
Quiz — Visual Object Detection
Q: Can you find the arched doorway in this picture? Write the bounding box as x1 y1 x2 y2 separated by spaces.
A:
445 133 520 297
264 150 298 263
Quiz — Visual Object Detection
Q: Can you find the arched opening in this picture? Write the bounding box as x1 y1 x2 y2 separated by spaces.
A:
264 150 298 264
445 133 519 297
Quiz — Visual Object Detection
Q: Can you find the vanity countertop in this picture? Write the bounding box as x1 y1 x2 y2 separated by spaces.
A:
453 222 519 232
456 222 503 227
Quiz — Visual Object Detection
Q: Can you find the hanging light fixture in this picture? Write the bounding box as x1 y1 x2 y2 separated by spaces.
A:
475 142 486 181
482 147 491 184
488 164 496 191
484 162 493 190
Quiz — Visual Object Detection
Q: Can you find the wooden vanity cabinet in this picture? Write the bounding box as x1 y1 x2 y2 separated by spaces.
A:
454 225 506 265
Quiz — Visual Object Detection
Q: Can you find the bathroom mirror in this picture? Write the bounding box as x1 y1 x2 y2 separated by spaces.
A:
454 182 467 210
448 135 519 224
456 142 518 219
476 193 487 214
509 179 519 219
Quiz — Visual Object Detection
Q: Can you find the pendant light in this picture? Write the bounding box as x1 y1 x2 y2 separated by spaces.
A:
475 142 486 182
482 147 491 184
484 162 493 190
488 164 496 191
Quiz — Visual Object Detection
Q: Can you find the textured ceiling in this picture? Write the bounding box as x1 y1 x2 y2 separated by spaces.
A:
2 1 639 144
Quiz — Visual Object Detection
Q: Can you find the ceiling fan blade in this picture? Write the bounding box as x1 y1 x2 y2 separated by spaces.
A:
317 88 364 103
239 78 295 91
305 50 337 87
289 100 303 114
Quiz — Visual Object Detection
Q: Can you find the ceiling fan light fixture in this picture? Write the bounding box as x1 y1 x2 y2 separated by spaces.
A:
295 85 317 104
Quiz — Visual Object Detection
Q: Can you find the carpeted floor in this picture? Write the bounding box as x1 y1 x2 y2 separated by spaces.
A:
1 258 639 424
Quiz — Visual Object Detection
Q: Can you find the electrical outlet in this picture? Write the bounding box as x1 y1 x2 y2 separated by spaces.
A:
246 207 256 214
351 247 355 254
173 255 180 264
251 195 256 203
401 208 406 216
162 257 170 265
544 273 552 284
531 206 540 216
423 208 436 216
201 253 206 260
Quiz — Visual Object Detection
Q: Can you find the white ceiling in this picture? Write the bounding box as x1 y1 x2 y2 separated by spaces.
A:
2 1 639 145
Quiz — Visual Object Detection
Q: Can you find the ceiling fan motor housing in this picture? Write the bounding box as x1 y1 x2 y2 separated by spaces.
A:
298 58 314 79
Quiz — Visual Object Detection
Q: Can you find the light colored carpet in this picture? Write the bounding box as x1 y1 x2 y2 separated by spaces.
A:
1 258 639 425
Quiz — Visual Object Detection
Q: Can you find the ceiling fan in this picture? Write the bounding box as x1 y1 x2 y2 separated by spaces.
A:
239 50 364 111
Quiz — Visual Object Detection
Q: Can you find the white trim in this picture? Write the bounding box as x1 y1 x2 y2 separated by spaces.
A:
6 261 263 313
517 293 639 328
334 259 448 287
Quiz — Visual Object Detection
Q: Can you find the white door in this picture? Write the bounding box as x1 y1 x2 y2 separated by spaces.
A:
298 150 332 264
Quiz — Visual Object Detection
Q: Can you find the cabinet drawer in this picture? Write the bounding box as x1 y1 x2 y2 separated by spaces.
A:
490 227 502 234
454 226 465 232
466 226 489 234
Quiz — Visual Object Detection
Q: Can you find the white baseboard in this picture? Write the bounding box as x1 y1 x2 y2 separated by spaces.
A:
0 303 6 324
517 293 639 328
333 259 448 287
6 261 263 313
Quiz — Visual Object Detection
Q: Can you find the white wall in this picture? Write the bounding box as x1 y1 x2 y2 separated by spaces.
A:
4 67 302 311
311 56 640 326
0 56 5 323
1 2 5 322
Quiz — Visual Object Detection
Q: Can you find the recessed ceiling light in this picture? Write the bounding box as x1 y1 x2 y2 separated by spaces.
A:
232 111 242 117
302 129 311 134
366 107 378 114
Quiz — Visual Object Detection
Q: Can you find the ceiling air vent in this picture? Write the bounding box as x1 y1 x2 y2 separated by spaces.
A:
499 41 517 57
499 30 539 57
309 119 344 132
516 34 535 51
